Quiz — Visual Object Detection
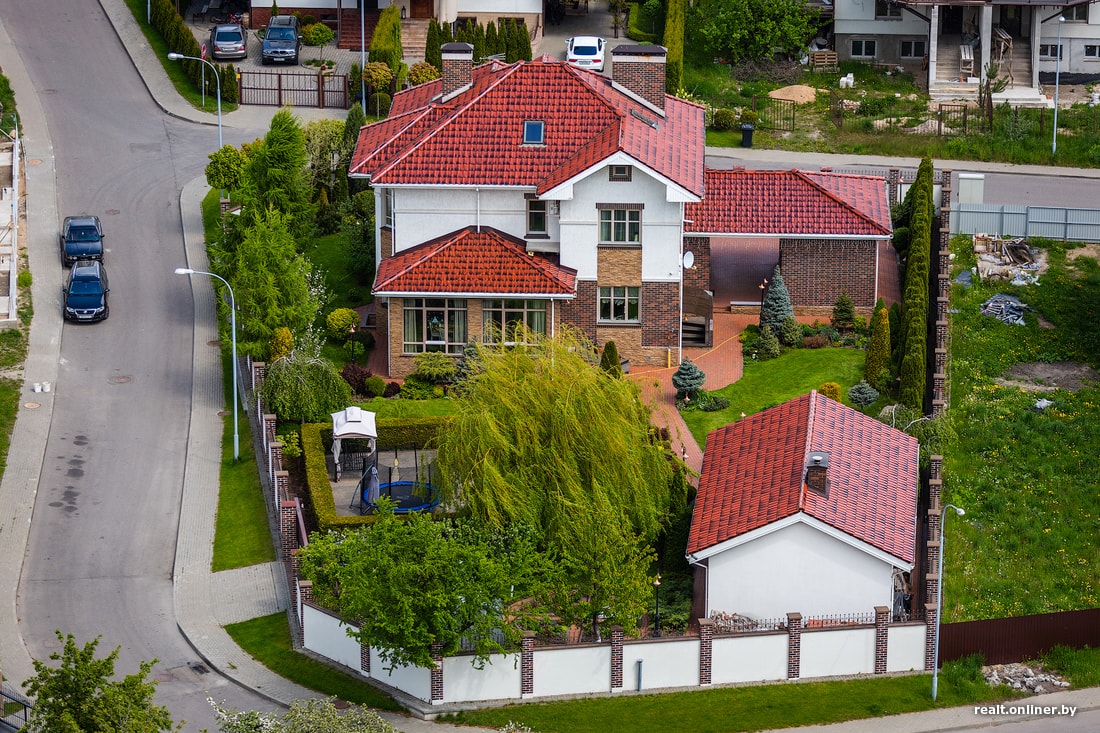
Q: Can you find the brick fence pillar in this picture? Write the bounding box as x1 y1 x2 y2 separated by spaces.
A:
430 642 444 703
361 638 371 676
887 168 901 208
787 612 802 679
925 602 938 671
252 360 266 393
298 580 313 648
610 626 624 692
699 618 713 685
263 413 276 453
521 632 535 698
280 500 298 561
874 605 890 674
275 469 289 505
270 442 284 485
289 548 301 613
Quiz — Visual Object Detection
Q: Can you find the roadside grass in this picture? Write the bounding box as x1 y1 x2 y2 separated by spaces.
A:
444 658 1017 733
0 379 20 476
945 237 1100 621
212 342 276 571
225 613 405 712
1042 645 1100 688
0 70 16 131
121 0 238 115
679 347 865 448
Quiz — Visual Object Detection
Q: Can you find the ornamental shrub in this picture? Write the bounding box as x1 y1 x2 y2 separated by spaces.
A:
326 307 360 341
368 92 392 117
712 108 738 131
340 362 373 394
407 61 440 85
412 351 456 384
779 315 802 347
831 291 855 330
672 358 706 400
599 341 623 378
301 22 335 47
760 265 793 334
864 305 891 390
757 325 780 359
848 380 879 412
364 375 387 398
818 381 841 401
802 334 828 349
383 381 402 398
269 327 294 361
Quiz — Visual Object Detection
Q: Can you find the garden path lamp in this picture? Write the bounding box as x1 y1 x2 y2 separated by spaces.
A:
653 573 662 637
932 503 965 701
1052 16 1065 156
176 268 238 461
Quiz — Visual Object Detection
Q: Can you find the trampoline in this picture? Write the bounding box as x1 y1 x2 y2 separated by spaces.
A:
351 445 440 515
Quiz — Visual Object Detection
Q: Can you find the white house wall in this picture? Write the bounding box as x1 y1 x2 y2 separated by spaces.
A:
706 521 893 619
390 187 542 253
302 605 365 672
560 167 683 281
887 623 927 673
458 0 542 14
442 653 522 702
622 639 700 691
711 633 789 684
532 646 611 696
800 626 876 678
1038 7 1100 76
833 0 926 37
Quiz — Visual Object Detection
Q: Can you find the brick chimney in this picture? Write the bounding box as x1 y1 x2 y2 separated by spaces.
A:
441 42 474 99
610 44 667 112
805 451 830 498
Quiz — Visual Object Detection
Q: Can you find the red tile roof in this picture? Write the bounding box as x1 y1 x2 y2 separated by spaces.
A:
349 56 705 198
684 169 892 236
373 226 577 297
687 391 918 563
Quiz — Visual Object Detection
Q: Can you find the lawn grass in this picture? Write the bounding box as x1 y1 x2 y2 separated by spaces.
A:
121 0 238 115
445 658 1017 733
944 238 1100 621
212 343 276 571
225 613 405 712
680 347 866 448
1042 645 1100 688
304 231 373 311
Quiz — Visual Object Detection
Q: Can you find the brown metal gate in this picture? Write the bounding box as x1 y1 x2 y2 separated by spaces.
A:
240 71 349 109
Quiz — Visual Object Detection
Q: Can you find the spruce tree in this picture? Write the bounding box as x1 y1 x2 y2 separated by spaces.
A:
779 315 802 347
848 381 880 412
760 265 793 334
831 291 855 330
864 305 891 390
599 341 623 378
757 324 781 359
672 358 706 400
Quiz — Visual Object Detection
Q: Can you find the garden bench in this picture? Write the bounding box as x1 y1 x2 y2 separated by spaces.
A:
960 44 974 76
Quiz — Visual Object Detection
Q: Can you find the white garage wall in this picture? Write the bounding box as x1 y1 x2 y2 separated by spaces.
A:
532 646 611 697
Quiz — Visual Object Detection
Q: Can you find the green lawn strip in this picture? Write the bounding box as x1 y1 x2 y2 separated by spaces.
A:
305 232 373 311
680 347 866 448
445 661 1017 733
121 0 238 114
225 613 404 712
1042 646 1100 688
944 239 1100 620
0 379 20 477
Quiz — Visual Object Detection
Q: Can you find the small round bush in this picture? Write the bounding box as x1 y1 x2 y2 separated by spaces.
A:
17 270 32 288
368 92 392 117
364 375 386 398
819 381 842 401
408 61 440 86
383 381 402 398
301 22 335 47
712 108 738 131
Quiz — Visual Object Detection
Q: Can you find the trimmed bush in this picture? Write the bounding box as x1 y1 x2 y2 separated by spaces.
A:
364 375 387 398
779 315 802 347
376 415 452 448
407 61 440 86
302 22 335 47
756 325 780 359
831 291 855 330
368 5 404 74
802 334 828 349
302 423 375 531
368 92 392 117
599 341 623 378
663 0 685 92
818 381 841 401
712 108 738 131
864 305 891 390
382 381 401 398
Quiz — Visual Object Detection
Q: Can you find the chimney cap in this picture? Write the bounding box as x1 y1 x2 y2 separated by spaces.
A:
808 451 830 468
610 44 668 57
441 41 474 56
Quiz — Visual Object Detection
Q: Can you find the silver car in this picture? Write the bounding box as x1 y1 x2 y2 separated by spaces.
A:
209 23 248 61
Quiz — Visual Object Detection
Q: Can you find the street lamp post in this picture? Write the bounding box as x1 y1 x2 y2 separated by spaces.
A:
759 277 769 308
1053 16 1065 156
167 52 223 152
653 574 662 638
932 503 966 701
176 268 239 461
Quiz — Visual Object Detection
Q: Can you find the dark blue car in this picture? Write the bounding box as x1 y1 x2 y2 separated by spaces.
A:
59 215 105 266
63 260 110 322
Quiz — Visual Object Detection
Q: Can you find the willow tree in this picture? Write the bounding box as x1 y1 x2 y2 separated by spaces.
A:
437 328 680 549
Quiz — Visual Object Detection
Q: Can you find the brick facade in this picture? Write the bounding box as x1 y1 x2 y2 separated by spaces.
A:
441 43 474 98
610 626 625 691
698 618 713 685
874 606 889 674
361 638 371 675
380 226 393 260
251 360 265 393
557 280 598 342
521 632 535 697
430 642 444 702
640 281 678 350
683 236 710 293
280 500 297 562
780 238 879 309
298 580 313 647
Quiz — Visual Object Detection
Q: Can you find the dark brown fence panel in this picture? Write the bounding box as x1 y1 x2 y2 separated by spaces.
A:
941 608 1100 665
240 71 349 109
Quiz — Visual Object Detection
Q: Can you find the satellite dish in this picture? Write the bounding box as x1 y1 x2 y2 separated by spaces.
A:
682 251 695 269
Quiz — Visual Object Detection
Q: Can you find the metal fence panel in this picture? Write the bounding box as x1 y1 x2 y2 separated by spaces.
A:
951 204 1100 242
240 71 348 109
941 608 1100 665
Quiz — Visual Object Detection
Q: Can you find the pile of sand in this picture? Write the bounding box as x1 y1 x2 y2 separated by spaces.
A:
768 85 819 104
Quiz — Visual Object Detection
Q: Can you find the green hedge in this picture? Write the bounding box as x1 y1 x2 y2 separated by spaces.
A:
369 5 404 74
663 0 685 92
627 3 661 43
377 415 451 448
150 0 236 104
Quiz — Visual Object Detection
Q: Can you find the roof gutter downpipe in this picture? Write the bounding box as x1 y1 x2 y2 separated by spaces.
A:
476 187 481 232
686 552 708 623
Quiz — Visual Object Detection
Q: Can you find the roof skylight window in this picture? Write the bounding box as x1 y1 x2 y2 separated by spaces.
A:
523 120 545 145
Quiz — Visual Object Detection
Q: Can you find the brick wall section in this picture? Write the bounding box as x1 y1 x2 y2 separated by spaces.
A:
380 227 393 260
289 548 300 616
251 361 265 393
610 626 625 690
684 236 710 292
925 602 938 671
280 500 298 562
887 169 901 208
610 46 667 110
441 43 474 98
275 469 289 504
925 454 943 670
520 632 535 697
430 643 444 702
557 280 598 342
640 281 678 349
361 638 371 675
698 618 714 685
298 581 313 647
386 299 414 380
270 443 284 485
263 413 276 454
787 612 802 679
779 238 878 309
874 606 890 674
598 246 643 282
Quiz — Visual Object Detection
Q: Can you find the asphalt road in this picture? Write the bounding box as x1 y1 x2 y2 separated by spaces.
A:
0 1 275 728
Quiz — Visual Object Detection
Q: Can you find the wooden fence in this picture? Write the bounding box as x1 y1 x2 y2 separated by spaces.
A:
941 608 1100 665
240 71 349 108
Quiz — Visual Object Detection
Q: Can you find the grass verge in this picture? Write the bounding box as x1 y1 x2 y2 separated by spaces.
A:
444 657 1017 733
1043 645 1100 688
225 613 405 712
680 346 866 447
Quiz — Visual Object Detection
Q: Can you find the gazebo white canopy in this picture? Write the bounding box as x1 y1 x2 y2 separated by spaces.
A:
331 406 377 479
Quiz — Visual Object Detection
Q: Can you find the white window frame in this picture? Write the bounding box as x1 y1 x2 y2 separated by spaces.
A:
483 299 548 343
383 188 395 228
527 198 548 236
598 207 642 245
402 298 468 354
599 286 640 323
609 165 632 181
851 39 877 59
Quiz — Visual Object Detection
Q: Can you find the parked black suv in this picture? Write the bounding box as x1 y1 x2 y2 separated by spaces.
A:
261 15 301 65
59 215 105 266
63 260 110 322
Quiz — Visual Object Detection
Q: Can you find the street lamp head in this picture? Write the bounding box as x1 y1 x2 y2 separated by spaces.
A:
654 574 661 587
168 52 183 60
954 507 966 517
1058 15 1065 21
174 267 194 275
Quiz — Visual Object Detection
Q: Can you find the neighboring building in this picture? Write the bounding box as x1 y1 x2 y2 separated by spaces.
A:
686 391 919 622
350 43 706 377
831 0 1100 104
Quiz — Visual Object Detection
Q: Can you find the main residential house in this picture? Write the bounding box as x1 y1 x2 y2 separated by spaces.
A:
831 0 1100 104
686 391 919 622
349 43 706 378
